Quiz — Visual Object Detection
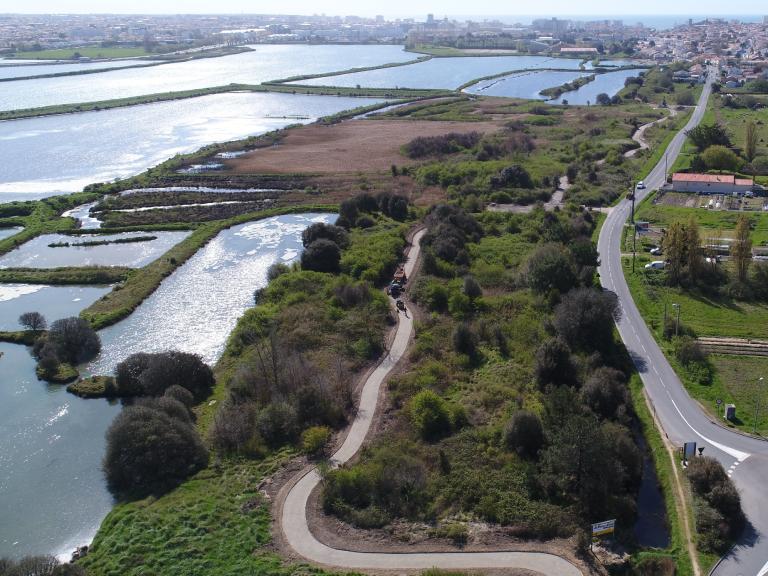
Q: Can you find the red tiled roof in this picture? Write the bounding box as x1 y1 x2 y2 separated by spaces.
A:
672 173 735 184
735 179 755 186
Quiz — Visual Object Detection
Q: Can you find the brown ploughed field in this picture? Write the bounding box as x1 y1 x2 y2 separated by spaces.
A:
225 119 500 174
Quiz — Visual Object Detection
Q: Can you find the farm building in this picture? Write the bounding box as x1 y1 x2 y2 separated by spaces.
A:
671 173 757 195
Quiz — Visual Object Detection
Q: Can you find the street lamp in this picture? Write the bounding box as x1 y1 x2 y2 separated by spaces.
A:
754 376 765 435
672 303 681 337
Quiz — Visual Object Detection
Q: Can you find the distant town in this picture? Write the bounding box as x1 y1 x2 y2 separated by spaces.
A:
1 13 767 65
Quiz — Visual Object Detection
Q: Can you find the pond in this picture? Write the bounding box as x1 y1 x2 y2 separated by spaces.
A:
0 44 411 111
464 69 590 99
0 59 150 80
0 284 111 331
548 69 646 105
0 91 385 198
87 212 336 373
0 227 23 241
291 55 592 90
0 212 332 560
0 231 191 269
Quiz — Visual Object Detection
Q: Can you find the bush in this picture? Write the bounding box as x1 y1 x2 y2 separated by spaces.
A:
104 405 208 498
301 239 341 273
256 401 300 448
554 287 620 352
267 262 290 281
403 132 481 159
115 351 214 400
136 396 193 425
301 222 349 248
208 400 258 454
301 425 332 458
534 338 577 388
47 317 100 364
525 243 577 294
701 145 742 172
504 410 544 459
410 389 452 441
452 322 478 358
581 367 628 419
674 336 707 366
462 275 482 299
163 384 194 408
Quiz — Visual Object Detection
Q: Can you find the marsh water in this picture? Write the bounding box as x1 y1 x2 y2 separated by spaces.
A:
0 44 412 111
0 92 385 197
0 213 333 560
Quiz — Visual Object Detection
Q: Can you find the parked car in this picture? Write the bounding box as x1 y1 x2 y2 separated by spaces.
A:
636 181 646 190
645 260 666 270
650 247 663 256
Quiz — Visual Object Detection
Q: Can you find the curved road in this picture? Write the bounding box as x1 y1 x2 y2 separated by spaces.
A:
280 229 582 575
598 69 768 576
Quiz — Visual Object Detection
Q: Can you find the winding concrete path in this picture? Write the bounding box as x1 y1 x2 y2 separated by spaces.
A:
599 67 768 576
279 229 582 575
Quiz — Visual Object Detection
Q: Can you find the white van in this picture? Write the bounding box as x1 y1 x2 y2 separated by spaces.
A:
645 260 666 270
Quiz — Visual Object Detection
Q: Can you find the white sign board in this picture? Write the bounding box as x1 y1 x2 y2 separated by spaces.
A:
592 519 616 536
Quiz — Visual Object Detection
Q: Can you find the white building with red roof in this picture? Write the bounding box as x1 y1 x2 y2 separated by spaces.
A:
671 173 757 194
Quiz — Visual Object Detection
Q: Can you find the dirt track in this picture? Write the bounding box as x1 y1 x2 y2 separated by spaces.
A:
225 119 500 174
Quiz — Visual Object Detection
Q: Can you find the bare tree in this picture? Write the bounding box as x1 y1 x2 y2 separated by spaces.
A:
18 311 47 333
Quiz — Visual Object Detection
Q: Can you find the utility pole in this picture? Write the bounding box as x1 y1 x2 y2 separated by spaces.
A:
754 377 765 435
672 303 681 336
663 302 668 332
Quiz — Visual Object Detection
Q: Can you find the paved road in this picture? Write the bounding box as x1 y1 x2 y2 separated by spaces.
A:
280 229 582 575
598 69 768 576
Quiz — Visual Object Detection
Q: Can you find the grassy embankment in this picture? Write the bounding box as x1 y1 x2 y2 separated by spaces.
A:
618 64 704 107
539 74 596 99
0 83 451 122
9 46 155 59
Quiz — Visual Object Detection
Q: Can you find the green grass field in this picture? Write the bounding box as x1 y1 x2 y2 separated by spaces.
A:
11 46 151 60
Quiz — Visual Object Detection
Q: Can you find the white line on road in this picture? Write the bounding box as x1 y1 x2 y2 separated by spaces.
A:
757 559 768 576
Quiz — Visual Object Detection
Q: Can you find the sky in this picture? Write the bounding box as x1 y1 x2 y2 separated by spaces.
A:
5 0 765 17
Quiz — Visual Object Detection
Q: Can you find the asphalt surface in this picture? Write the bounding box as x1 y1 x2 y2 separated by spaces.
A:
280 229 583 575
598 70 768 576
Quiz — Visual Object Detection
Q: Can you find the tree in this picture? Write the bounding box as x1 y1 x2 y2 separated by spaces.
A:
504 410 544 459
701 145 742 172
104 405 208 498
301 239 341 273
47 317 100 364
115 351 214 399
595 92 611 105
410 389 452 441
553 288 621 352
685 216 703 284
301 222 349 249
462 275 482 299
686 123 732 152
732 215 753 282
525 243 577 294
663 221 687 286
581 367 628 419
745 121 759 163
18 311 46 333
676 91 695 106
534 338 577 388
490 165 533 189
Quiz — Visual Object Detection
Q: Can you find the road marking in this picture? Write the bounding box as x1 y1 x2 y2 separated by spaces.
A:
757 559 768 576
667 395 750 462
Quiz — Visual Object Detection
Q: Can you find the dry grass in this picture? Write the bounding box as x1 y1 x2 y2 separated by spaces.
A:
225 119 500 175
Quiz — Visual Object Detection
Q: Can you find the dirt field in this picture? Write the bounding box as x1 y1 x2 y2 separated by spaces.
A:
225 119 500 175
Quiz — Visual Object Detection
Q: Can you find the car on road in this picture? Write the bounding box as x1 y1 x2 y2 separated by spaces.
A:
645 260 665 270
636 181 646 190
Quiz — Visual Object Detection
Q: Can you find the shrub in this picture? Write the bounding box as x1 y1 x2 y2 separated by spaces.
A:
554 287 621 352
403 132 481 158
525 243 577 294
134 351 214 400
410 390 452 441
490 165 534 189
103 405 208 498
47 317 100 364
674 336 707 366
301 425 332 458
301 239 341 273
534 338 577 388
163 384 194 408
462 275 482 299
581 367 628 419
136 396 193 425
301 222 349 248
115 352 152 396
209 400 258 454
256 401 300 448
504 410 544 459
267 262 290 281
452 322 478 358
701 145 742 172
